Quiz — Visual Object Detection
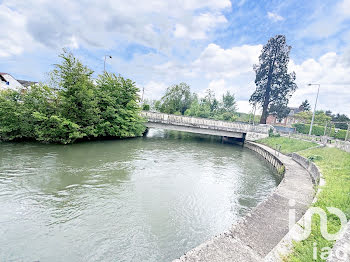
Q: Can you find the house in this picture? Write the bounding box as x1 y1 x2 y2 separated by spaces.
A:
266 107 303 127
0 73 37 91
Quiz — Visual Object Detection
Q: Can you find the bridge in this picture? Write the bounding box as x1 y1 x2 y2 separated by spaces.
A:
141 111 271 142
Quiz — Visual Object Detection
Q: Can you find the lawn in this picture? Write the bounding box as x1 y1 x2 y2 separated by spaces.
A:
257 136 318 154
286 147 350 261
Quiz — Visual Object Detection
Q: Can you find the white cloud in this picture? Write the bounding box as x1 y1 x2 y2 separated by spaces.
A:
151 43 350 116
289 51 350 115
0 5 33 57
174 13 227 40
192 43 262 78
2 0 231 55
141 81 168 100
267 12 284 22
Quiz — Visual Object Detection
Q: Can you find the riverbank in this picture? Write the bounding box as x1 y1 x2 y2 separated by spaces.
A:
258 136 350 261
257 136 318 154
286 147 350 261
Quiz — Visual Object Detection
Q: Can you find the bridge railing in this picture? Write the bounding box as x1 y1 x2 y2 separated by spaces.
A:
141 111 271 134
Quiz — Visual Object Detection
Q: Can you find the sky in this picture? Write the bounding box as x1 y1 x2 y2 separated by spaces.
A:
1 0 350 115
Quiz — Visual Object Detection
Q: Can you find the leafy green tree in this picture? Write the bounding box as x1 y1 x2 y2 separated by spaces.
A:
202 89 219 113
331 113 350 130
142 104 150 111
221 91 237 113
95 72 145 138
0 90 24 141
52 50 100 138
295 110 331 125
0 51 145 144
32 112 83 144
249 35 297 124
185 97 211 118
300 99 311 111
159 83 193 114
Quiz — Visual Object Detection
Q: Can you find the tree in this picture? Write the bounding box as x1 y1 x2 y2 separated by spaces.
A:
95 72 145 138
0 50 145 144
221 91 237 113
249 35 297 124
52 50 100 138
295 110 331 125
202 89 219 113
300 99 311 111
159 83 193 114
332 113 350 130
269 103 290 121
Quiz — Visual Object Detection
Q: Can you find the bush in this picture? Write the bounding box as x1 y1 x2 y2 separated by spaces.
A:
142 104 150 111
293 123 348 140
0 51 145 144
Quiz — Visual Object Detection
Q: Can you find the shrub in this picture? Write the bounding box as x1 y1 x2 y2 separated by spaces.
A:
142 104 150 111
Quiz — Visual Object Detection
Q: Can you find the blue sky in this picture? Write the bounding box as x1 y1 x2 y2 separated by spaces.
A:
1 0 350 114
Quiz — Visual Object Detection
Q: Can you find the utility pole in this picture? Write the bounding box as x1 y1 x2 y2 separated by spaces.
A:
104 55 112 73
346 123 350 142
141 87 145 103
308 83 320 136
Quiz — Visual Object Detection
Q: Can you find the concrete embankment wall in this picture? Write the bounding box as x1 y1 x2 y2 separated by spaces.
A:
244 141 284 174
291 153 321 186
174 141 315 262
265 152 323 261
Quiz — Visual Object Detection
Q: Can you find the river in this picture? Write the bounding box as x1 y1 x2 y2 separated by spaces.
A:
0 129 279 262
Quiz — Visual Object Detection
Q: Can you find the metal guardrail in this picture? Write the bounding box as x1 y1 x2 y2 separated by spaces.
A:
141 111 271 134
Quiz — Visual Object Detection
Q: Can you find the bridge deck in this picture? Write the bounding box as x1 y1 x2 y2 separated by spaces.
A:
141 111 271 141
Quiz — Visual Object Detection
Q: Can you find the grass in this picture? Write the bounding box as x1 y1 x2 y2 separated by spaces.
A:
286 147 350 261
257 136 318 154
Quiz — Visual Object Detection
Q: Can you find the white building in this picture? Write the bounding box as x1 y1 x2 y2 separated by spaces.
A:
0 72 24 90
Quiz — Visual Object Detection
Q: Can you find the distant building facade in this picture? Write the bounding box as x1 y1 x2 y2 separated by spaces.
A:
0 73 24 90
0 73 37 91
266 107 303 127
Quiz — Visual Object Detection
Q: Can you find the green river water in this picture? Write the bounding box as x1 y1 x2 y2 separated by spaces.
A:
0 129 279 262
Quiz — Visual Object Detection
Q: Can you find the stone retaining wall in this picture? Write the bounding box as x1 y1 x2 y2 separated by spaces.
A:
173 142 315 262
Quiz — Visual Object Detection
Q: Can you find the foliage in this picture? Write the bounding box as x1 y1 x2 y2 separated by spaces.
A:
142 104 150 111
235 112 261 123
95 72 145 138
331 113 350 130
287 148 350 261
268 128 280 137
0 89 25 141
184 89 237 121
257 136 317 154
249 35 297 124
0 51 145 144
293 123 348 140
269 103 290 121
52 50 100 138
300 99 311 111
294 110 331 125
158 83 193 114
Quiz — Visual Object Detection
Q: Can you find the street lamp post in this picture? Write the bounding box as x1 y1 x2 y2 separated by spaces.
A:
308 83 320 136
104 55 112 73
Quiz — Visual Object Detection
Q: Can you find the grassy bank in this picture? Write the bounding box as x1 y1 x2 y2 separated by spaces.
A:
257 136 318 154
287 147 350 261
259 136 350 261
